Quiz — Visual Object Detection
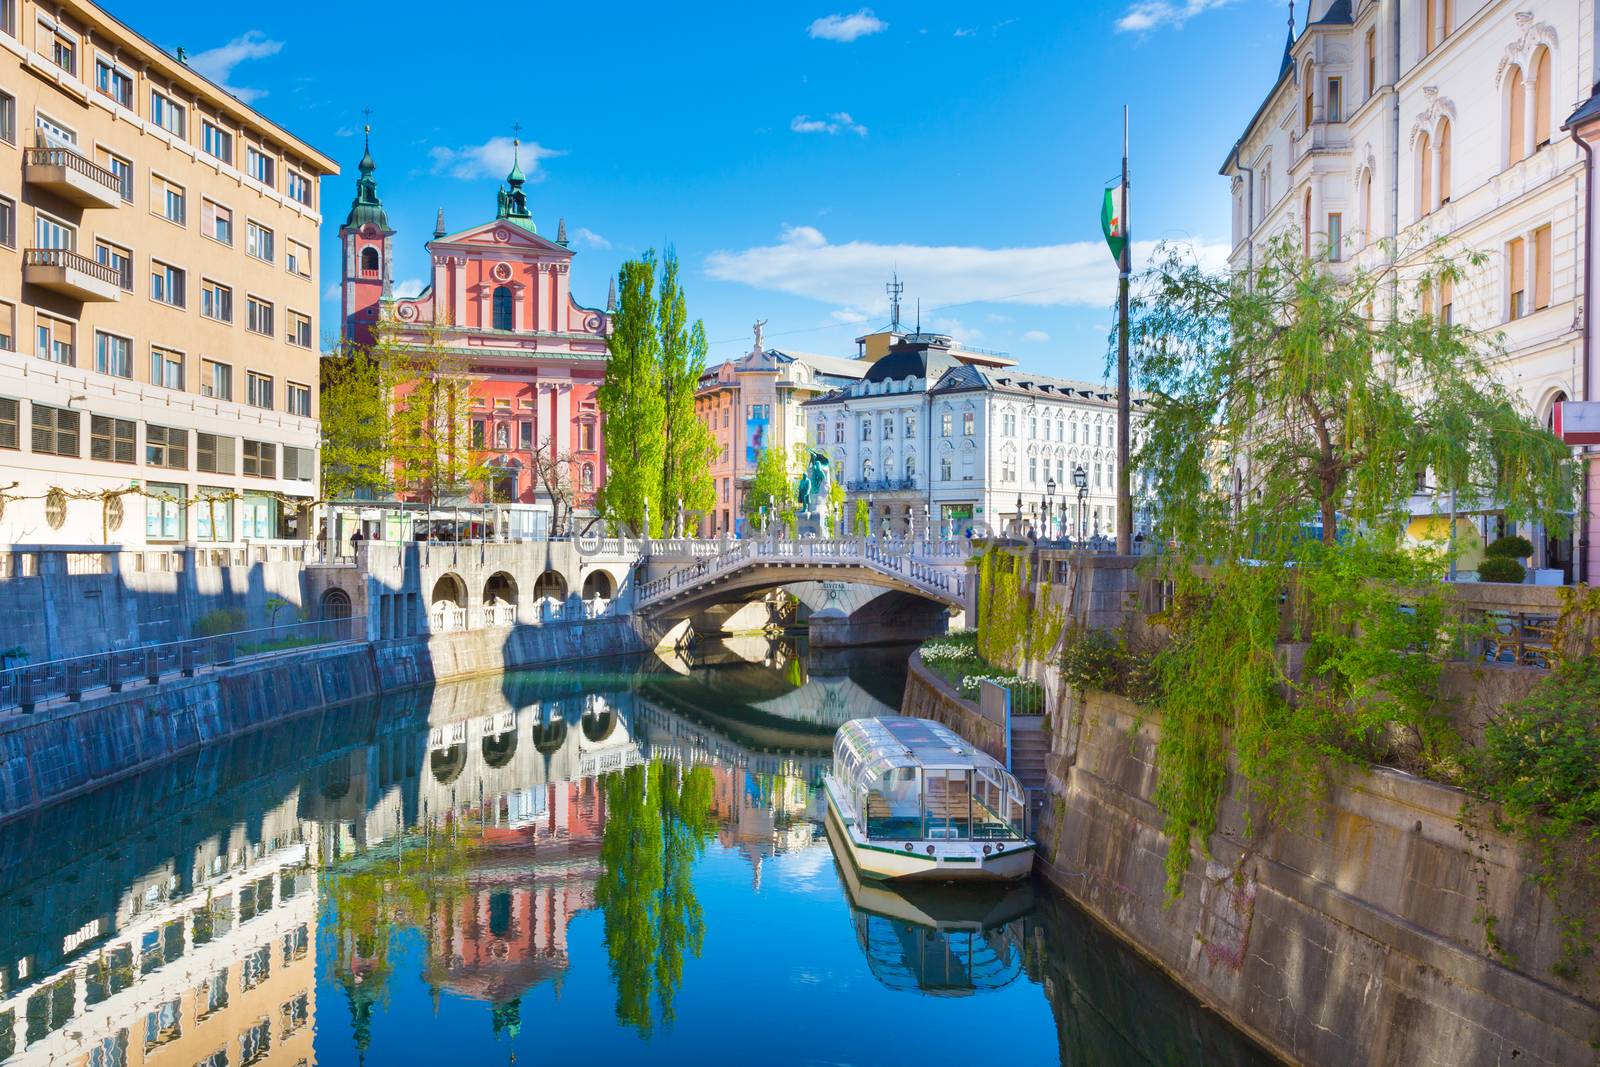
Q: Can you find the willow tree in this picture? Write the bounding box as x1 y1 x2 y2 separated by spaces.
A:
597 255 665 534
656 249 716 534
1127 233 1575 897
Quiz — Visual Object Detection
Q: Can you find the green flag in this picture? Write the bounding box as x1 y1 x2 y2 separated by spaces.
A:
1101 185 1126 263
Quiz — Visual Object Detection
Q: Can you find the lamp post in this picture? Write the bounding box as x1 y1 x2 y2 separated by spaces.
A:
1045 476 1057 539
1072 464 1088 540
1014 493 1024 538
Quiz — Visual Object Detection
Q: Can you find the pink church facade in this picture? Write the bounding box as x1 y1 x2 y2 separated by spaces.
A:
339 135 611 533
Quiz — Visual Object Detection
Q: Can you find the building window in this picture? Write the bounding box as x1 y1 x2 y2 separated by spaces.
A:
287 382 310 417
201 280 233 323
283 445 313 481
196 488 233 541
146 424 188 469
963 412 974 435
359 246 379 275
286 170 312 207
1326 78 1342 123
246 221 274 262
201 359 232 400
0 397 15 449
471 419 485 447
1436 118 1452 204
286 239 310 278
519 420 533 449
202 199 232 244
35 211 74 250
150 347 184 390
35 314 73 365
1508 235 1527 319
150 91 184 138
287 311 311 348
1532 47 1551 151
197 433 234 474
1416 132 1433 217
241 440 275 478
89 414 134 463
246 146 275 187
31 402 78 456
861 419 871 441
247 372 273 409
1532 223 1552 312
1302 60 1313 130
1327 213 1342 261
151 261 186 308
0 301 14 351
95 57 133 108
1365 28 1377 99
492 285 513 330
581 421 596 451
94 331 131 378
0 90 13 143
241 492 276 537
0 195 14 248
941 412 951 437
41 18 75 76
201 120 232 164
145 483 185 541
246 297 274 336
1508 65 1526 166
152 176 186 225
939 455 951 480
99 149 132 200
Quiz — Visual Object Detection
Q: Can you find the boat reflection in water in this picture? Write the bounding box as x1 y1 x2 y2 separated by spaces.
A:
829 810 1034 996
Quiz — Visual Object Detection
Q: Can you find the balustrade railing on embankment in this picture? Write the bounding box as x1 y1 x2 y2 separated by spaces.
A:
0 617 359 714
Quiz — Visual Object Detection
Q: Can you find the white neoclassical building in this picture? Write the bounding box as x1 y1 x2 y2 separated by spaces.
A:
1220 0 1592 580
805 333 1149 538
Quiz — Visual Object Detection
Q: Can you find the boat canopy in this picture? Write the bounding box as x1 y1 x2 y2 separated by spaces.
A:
833 717 1027 842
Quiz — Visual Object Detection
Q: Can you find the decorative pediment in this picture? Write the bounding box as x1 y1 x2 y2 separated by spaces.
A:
1495 16 1559 88
1408 88 1458 146
431 218 573 258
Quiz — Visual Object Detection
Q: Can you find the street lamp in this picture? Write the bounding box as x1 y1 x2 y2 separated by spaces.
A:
1015 493 1024 538
1045 476 1057 539
1072 464 1088 540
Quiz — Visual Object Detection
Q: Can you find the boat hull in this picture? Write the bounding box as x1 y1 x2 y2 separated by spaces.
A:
824 775 1034 883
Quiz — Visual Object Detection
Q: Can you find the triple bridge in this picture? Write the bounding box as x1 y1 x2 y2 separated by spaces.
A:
637 538 972 641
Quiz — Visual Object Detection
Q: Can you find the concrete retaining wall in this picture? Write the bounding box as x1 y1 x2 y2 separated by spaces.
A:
1034 687 1600 1067
0 615 650 822
900 652 1006 763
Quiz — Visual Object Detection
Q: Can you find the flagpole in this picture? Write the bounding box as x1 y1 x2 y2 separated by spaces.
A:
1116 105 1133 556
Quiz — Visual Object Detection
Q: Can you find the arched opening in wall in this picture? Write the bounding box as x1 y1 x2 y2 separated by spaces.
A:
581 701 617 743
319 761 351 800
319 588 352 621
430 743 466 785
360 246 379 274
431 574 466 608
581 570 614 599
482 729 518 769
492 285 514 330
532 718 567 755
484 571 519 608
533 570 567 601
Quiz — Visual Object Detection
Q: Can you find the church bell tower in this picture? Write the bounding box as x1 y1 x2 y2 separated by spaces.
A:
339 125 395 347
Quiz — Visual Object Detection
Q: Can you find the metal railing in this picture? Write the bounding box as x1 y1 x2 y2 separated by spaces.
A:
23 246 124 287
1 617 358 714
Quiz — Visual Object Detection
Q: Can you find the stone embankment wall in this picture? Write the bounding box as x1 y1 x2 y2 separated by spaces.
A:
0 615 647 821
900 652 1006 761
1034 686 1600 1067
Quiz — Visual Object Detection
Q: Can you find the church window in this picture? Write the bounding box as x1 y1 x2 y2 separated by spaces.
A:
359 247 379 275
492 285 513 330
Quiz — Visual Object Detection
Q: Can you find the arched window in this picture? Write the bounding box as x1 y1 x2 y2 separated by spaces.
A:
1532 47 1552 151
1417 132 1434 217
1507 66 1526 165
1436 118 1452 205
1302 61 1315 130
492 285 513 330
360 246 379 273
1360 168 1374 246
904 454 916 481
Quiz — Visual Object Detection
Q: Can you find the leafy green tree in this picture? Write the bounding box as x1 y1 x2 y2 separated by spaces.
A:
320 340 395 500
742 445 792 529
598 256 666 534
388 325 491 506
852 498 869 537
657 249 716 534
1127 234 1576 897
827 479 845 536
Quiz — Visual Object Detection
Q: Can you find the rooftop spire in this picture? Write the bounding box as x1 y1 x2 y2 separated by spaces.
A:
344 115 389 231
606 275 616 312
556 217 568 246
1279 1 1297 77
434 207 446 238
495 126 535 229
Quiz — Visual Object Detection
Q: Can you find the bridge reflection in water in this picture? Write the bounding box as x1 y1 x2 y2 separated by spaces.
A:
0 637 1274 1067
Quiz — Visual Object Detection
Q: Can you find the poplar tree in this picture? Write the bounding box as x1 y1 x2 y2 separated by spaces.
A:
656 249 716 533
597 255 666 534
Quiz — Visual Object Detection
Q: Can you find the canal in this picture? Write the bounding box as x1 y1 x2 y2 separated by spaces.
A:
0 638 1276 1066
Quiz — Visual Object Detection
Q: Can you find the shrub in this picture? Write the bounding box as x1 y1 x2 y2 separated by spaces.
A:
1484 534 1535 560
194 608 247 637
1476 556 1526 584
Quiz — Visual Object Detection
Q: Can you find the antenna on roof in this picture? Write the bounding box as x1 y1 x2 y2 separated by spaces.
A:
916 298 921 335
886 273 904 333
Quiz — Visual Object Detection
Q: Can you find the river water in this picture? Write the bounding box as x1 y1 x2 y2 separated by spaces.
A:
0 638 1276 1066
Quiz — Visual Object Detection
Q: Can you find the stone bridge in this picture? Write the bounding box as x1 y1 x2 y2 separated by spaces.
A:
637 538 970 643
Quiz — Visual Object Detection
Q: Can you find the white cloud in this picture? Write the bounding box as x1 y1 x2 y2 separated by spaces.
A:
953 27 976 37
705 224 1229 314
932 317 981 342
323 283 340 301
573 226 611 250
429 136 564 181
187 31 283 104
393 278 426 298
1022 330 1051 343
830 308 870 324
1115 0 1232 33
808 9 887 42
790 112 868 137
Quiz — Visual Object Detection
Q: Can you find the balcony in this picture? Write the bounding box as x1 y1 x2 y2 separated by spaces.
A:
847 478 919 493
23 144 124 208
24 248 121 301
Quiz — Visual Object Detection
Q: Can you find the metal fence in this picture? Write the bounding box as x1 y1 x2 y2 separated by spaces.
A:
1 617 358 714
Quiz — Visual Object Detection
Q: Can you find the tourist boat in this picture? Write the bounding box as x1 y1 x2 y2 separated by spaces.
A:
823 716 1034 882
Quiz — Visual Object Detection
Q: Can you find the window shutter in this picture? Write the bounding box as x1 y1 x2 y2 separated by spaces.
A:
32 406 52 453
216 434 235 475
115 419 134 463
0 398 17 449
91 414 110 460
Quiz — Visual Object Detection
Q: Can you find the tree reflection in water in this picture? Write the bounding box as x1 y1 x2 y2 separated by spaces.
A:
595 760 718 1036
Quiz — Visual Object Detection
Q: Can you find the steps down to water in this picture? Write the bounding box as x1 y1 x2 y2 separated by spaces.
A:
1009 715 1050 799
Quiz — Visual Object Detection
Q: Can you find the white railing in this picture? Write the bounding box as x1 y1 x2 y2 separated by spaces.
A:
637 536 968 607
484 602 517 627
429 604 467 632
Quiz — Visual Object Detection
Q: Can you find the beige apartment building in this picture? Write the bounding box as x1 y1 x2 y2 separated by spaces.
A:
0 0 337 547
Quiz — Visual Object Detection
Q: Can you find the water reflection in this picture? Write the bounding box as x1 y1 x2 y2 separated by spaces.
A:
0 637 1272 1066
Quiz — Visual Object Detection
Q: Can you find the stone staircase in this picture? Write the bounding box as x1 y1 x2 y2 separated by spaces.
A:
1010 715 1051 800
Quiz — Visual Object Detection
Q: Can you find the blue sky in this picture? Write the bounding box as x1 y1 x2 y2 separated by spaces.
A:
138 1 1295 380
